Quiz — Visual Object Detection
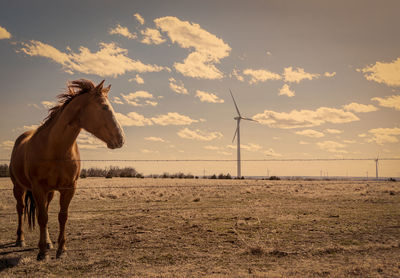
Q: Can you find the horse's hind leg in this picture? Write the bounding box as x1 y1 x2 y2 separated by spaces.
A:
13 185 26 247
45 191 55 249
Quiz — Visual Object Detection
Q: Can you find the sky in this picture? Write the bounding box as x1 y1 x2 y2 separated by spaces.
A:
1 0 399 177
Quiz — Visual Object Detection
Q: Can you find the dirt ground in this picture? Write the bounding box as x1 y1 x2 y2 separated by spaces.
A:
1 177 399 277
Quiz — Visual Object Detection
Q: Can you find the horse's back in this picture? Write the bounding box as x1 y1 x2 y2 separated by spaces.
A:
10 130 35 189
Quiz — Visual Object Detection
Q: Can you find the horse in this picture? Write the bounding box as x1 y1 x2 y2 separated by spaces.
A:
9 79 124 261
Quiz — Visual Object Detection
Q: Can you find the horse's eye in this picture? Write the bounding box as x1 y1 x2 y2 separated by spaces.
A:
102 105 109 111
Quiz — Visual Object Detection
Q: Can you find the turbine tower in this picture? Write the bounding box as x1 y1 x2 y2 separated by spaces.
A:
230 89 257 178
375 156 379 180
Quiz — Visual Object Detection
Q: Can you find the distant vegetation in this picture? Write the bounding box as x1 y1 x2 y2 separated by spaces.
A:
0 164 9 177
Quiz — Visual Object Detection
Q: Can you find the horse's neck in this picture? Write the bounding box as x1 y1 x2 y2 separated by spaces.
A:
43 103 81 157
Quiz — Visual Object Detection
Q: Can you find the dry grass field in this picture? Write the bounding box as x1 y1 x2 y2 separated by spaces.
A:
1 177 399 277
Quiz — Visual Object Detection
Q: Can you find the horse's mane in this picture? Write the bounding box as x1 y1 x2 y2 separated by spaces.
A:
37 79 95 132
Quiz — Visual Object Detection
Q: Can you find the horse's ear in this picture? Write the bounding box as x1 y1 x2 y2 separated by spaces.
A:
103 84 111 95
94 80 105 93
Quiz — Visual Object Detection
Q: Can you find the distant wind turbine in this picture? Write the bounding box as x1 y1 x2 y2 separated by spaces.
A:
375 155 379 180
230 89 257 178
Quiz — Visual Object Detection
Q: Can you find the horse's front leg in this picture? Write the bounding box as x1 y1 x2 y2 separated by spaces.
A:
57 187 75 259
45 191 55 249
32 187 50 261
13 185 26 247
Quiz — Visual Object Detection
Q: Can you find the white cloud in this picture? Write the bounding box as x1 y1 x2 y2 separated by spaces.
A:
230 69 244 82
169 78 188 95
151 112 198 126
253 107 359 129
227 143 262 152
343 102 378 113
109 24 137 39
324 72 336 78
279 84 295 97
195 90 224 103
317 140 347 153
141 28 166 45
121 91 157 107
283 67 320 83
0 140 14 150
177 128 223 141
141 149 159 154
372 95 400 111
366 127 400 145
358 57 400 87
242 68 281 84
155 16 231 79
115 112 153 127
77 131 106 149
41 101 56 109
128 74 145 84
204 145 220 151
266 51 272 56
217 151 232 156
112 96 124 105
134 13 145 25
19 40 165 77
325 129 343 134
0 26 11 39
145 136 165 142
295 129 325 138
264 148 282 157
299 141 309 145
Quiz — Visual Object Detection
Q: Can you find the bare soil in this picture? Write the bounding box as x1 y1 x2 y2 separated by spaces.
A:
1 177 399 277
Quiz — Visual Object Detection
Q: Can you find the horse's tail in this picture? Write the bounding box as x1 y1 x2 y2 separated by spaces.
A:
24 190 36 230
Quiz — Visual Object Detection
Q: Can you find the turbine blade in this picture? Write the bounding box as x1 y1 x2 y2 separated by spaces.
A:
242 117 258 122
229 89 241 117
232 127 238 143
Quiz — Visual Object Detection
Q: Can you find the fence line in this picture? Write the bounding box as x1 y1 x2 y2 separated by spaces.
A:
1 158 400 162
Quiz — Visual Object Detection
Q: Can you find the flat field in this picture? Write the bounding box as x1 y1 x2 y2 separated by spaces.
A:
1 177 399 277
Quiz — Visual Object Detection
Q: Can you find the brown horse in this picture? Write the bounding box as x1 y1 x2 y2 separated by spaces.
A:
9 79 124 260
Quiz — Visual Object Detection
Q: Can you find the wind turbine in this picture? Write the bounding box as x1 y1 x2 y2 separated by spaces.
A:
230 89 257 178
375 155 379 180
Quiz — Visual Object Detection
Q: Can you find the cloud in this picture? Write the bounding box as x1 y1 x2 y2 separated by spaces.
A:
253 107 359 129
264 148 282 157
279 84 295 97
41 101 56 109
129 74 144 84
358 57 400 87
134 13 145 25
115 112 153 127
177 128 223 141
295 129 325 138
109 24 137 39
283 67 320 83
19 40 165 77
325 129 343 134
227 143 262 152
317 140 347 153
343 102 378 113
204 145 220 151
0 140 14 150
151 112 198 126
141 28 166 45
242 68 281 84
372 95 400 111
366 127 400 145
169 78 188 95
77 131 106 149
155 16 231 79
145 136 165 142
230 68 244 82
112 96 124 105
141 149 159 154
324 72 336 78
121 91 157 107
195 90 224 103
0 26 11 39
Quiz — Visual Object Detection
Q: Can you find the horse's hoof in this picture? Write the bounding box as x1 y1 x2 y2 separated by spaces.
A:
56 249 66 259
37 252 49 261
15 240 26 247
46 242 54 249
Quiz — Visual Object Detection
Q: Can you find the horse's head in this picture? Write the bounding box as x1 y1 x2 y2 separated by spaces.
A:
80 80 124 149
